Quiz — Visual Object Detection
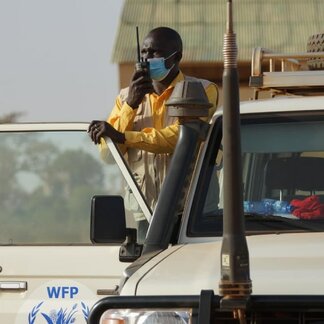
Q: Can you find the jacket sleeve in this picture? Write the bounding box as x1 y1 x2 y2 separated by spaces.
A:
107 95 137 133
97 93 136 157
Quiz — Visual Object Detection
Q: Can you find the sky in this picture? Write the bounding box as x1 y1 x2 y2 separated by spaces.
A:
0 0 124 122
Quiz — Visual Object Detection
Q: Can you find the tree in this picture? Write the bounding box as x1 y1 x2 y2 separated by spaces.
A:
0 112 24 123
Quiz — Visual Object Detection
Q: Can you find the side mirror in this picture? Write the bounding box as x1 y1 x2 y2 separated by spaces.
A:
90 195 127 244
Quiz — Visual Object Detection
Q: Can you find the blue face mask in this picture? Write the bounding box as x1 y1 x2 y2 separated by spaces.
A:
147 52 177 81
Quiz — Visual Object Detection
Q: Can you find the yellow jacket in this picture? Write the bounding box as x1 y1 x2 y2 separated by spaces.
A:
106 71 218 217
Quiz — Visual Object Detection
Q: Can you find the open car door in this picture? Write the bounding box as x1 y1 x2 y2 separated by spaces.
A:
0 123 151 324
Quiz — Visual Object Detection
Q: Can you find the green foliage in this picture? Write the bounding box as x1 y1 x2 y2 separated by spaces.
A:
0 112 23 123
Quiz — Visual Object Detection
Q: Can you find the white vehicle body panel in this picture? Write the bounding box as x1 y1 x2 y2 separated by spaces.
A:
124 233 324 296
1 246 124 323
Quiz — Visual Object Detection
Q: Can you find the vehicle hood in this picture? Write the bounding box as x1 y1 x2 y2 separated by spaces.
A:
123 232 324 296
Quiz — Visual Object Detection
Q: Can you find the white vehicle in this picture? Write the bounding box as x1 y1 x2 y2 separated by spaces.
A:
0 123 151 323
88 12 324 324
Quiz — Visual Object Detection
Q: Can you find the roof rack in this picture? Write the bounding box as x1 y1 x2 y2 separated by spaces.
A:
249 47 324 99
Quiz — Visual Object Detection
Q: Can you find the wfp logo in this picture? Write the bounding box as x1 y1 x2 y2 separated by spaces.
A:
28 286 90 323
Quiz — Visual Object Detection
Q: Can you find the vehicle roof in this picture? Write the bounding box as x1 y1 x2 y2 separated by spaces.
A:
213 95 324 120
239 95 324 115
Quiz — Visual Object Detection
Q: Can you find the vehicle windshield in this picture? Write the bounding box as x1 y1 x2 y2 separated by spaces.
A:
241 119 324 221
192 114 324 235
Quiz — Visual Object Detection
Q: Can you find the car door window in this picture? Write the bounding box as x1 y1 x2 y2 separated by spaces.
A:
0 130 144 245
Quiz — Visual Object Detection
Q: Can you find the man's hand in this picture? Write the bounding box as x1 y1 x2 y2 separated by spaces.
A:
126 69 154 108
88 121 125 145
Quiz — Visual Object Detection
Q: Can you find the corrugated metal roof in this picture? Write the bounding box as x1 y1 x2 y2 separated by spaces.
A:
112 0 324 63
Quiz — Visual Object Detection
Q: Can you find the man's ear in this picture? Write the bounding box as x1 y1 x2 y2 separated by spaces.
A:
175 51 182 62
166 51 182 69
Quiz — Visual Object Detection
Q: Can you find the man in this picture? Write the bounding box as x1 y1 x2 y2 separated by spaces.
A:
88 27 218 239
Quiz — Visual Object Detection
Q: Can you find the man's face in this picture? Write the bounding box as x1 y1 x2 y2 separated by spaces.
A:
141 34 175 62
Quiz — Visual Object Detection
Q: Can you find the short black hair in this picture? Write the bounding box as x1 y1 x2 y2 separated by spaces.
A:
148 27 183 53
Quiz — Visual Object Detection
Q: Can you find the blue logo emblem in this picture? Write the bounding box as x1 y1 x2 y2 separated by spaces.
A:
28 301 89 324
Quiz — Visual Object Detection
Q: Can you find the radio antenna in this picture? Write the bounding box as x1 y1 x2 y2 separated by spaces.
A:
136 26 141 62
219 0 252 322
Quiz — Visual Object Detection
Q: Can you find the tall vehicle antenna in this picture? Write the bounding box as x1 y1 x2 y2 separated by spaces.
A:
219 0 252 322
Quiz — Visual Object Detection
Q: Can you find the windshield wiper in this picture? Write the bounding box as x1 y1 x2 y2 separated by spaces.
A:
244 213 322 232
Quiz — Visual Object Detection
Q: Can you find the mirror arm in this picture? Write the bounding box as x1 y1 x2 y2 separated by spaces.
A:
119 228 143 262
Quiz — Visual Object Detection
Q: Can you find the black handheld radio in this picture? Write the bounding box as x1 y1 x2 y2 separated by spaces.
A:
135 26 150 75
